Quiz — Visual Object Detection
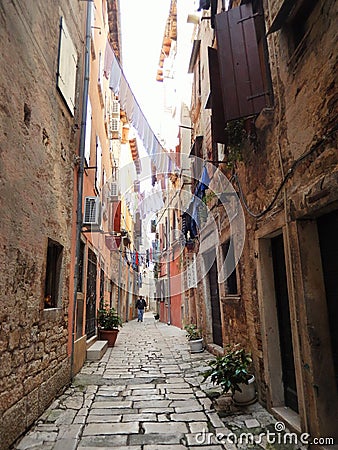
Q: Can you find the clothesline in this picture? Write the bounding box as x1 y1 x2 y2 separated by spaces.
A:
104 38 176 175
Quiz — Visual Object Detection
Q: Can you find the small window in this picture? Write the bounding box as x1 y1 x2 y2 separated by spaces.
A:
95 136 102 193
44 239 63 308
284 1 318 63
222 240 238 295
84 99 92 165
77 241 85 293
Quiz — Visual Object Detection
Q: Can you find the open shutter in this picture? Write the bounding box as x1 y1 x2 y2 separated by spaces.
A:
57 17 78 116
208 47 227 144
215 3 267 121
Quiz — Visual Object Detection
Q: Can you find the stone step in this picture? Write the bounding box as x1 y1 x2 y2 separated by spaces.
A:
86 340 108 361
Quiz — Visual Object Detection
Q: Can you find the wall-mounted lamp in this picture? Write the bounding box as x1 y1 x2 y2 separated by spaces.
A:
187 14 200 24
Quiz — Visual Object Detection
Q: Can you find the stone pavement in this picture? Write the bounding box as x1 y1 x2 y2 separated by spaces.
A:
13 312 307 450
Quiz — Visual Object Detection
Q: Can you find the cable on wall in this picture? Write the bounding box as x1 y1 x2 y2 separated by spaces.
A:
233 125 338 219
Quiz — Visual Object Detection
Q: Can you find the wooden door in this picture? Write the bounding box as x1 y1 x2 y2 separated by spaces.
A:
206 250 223 347
271 234 298 412
317 209 338 390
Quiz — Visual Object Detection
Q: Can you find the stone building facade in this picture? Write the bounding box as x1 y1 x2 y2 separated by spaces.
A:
0 0 134 447
0 1 86 447
183 0 337 445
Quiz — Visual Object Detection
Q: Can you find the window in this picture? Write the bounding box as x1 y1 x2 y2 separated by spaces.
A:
267 0 318 64
77 241 85 293
44 239 63 308
284 1 318 63
214 1 272 122
222 240 238 295
57 17 78 116
208 47 226 145
84 99 92 165
95 136 102 193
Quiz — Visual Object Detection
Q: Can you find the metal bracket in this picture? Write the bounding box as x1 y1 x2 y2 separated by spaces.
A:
237 12 262 24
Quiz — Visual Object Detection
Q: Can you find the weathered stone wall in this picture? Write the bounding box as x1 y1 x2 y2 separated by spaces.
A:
0 1 86 448
237 0 338 421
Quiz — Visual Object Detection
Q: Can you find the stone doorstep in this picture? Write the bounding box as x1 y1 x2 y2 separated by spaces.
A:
86 340 108 361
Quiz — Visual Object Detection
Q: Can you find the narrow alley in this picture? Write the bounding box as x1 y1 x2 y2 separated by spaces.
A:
13 312 307 450
1 1 337 448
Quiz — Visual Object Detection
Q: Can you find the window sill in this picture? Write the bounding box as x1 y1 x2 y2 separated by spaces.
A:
42 307 63 320
221 294 241 304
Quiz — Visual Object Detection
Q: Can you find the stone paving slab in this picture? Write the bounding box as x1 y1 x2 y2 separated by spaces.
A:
13 312 306 450
82 422 139 435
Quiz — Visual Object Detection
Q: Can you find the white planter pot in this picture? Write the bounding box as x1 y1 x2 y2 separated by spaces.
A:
233 374 257 406
188 338 204 353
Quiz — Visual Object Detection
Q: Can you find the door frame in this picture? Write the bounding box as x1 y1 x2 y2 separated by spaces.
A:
256 223 305 432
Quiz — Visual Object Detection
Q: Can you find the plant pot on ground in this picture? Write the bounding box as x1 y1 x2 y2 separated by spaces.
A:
202 343 257 408
97 306 123 347
185 324 204 353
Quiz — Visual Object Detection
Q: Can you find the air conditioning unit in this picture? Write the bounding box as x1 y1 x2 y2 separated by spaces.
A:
110 181 119 200
109 116 120 140
83 196 100 226
111 99 120 117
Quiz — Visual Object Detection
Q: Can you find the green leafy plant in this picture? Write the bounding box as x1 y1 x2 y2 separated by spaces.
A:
184 324 202 341
97 306 123 330
202 344 252 395
225 119 246 169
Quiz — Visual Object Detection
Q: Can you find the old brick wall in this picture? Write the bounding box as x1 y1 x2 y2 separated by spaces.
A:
0 1 86 448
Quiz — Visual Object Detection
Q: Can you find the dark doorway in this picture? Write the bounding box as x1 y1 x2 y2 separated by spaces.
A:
85 248 97 339
205 250 223 347
222 240 238 295
317 209 338 390
271 234 298 412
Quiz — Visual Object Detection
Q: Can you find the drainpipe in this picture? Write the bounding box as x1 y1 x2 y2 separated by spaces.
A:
70 1 92 380
167 181 171 325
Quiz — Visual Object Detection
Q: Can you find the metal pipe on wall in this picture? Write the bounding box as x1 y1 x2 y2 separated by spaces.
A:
70 0 92 380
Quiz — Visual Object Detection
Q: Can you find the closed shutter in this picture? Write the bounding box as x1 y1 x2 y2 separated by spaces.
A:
208 47 226 144
110 201 121 232
215 3 267 121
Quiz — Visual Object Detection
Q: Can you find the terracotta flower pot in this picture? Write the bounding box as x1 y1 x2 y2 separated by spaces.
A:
99 329 119 347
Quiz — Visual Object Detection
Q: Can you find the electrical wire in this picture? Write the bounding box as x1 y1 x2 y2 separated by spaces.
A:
233 125 338 219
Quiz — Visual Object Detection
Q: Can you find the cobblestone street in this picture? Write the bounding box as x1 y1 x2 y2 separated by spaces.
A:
13 313 307 450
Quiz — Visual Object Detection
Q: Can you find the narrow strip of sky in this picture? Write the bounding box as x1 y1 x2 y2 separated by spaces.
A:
120 0 172 138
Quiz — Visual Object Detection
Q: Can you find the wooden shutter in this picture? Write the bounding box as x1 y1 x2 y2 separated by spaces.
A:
57 17 78 116
208 47 227 144
111 201 121 232
215 3 267 121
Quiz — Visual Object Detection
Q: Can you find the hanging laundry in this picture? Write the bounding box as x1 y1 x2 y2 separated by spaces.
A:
198 0 210 11
103 39 115 79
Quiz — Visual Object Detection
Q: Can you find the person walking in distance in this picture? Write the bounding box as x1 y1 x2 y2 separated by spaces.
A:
136 296 147 322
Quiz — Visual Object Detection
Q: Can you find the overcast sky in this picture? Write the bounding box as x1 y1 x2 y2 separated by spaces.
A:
120 0 171 136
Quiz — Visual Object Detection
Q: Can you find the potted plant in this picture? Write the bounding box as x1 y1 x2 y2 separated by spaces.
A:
185 324 204 353
202 344 256 406
97 306 123 347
